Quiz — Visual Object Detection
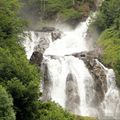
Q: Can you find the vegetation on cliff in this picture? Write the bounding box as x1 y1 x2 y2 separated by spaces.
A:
0 85 15 120
93 0 120 86
20 0 97 29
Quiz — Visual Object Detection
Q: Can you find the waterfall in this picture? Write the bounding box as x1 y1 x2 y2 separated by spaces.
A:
100 69 120 119
23 17 120 119
23 31 52 59
44 18 90 56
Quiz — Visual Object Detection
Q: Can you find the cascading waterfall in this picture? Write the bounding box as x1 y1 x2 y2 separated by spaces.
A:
44 17 90 56
42 18 95 116
23 31 52 59
23 16 120 119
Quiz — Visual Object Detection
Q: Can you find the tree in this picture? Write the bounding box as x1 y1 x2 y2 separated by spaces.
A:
0 0 25 47
97 28 120 86
0 85 15 120
0 47 40 120
0 47 40 85
38 101 75 120
93 0 120 31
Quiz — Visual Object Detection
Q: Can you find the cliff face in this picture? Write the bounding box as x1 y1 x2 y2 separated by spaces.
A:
66 73 80 114
72 51 107 105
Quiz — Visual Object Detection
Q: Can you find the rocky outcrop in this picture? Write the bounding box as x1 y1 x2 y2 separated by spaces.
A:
41 62 52 101
34 27 62 53
51 30 62 41
39 27 55 32
85 59 107 105
71 48 102 60
71 50 107 105
30 51 43 66
95 0 103 9
34 33 51 53
66 73 80 114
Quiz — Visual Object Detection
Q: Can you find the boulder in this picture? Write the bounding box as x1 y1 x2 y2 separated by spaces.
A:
34 36 50 53
65 73 80 114
51 30 62 41
84 60 107 105
71 48 102 60
40 27 55 32
41 62 52 101
34 28 62 53
71 50 107 105
30 51 43 66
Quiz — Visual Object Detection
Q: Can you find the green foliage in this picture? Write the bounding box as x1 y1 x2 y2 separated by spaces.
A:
37 101 96 120
20 0 96 28
60 8 82 23
0 46 41 120
47 0 63 13
76 116 96 120
0 85 15 120
6 78 40 120
45 0 95 22
38 101 74 120
0 47 40 84
0 0 25 44
93 0 120 31
97 27 120 86
93 0 120 86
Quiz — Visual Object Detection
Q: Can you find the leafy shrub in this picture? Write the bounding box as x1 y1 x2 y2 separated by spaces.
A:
93 0 120 31
0 85 15 120
97 28 120 86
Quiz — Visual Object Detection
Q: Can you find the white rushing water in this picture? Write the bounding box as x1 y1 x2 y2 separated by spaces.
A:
23 16 120 119
44 17 90 56
23 31 52 59
43 18 95 115
100 69 120 119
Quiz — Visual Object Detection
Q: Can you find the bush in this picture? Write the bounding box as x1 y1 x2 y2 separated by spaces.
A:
0 85 15 120
97 28 120 86
93 0 120 31
37 101 96 120
0 47 40 84
38 101 74 120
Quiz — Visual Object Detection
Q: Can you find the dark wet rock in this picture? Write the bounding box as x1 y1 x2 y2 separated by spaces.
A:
72 48 102 60
85 62 107 105
71 50 107 105
83 59 107 99
40 27 55 32
51 30 62 41
33 28 62 53
66 73 80 114
34 36 50 53
30 51 43 66
41 62 52 101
